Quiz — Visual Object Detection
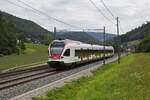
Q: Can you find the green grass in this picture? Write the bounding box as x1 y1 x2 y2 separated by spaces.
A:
127 40 140 45
0 43 48 72
33 53 150 100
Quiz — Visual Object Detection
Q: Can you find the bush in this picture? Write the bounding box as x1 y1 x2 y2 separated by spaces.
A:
135 34 150 52
0 54 4 57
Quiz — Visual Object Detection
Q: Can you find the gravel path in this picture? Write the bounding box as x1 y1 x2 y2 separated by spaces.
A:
0 54 122 100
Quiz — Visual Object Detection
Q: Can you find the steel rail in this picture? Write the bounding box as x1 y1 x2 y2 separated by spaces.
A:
0 65 48 78
0 70 61 90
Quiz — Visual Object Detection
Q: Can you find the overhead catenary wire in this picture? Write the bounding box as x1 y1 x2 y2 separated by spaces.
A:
14 0 83 30
88 0 115 25
100 0 116 19
100 0 126 35
6 0 123 35
5 0 84 40
6 0 101 36
5 0 23 9
5 0 54 28
6 0 115 32
5 0 41 16
100 0 125 34
5 0 97 33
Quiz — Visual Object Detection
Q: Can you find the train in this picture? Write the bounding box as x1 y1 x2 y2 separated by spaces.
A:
47 39 114 69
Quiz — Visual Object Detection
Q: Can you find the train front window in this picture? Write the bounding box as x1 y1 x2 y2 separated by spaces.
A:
50 42 65 55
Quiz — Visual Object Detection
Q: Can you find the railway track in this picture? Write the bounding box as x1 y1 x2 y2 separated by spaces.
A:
0 70 61 90
0 65 63 90
0 60 107 91
0 64 48 78
0 55 120 91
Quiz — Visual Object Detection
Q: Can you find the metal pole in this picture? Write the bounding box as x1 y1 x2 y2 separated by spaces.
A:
54 27 56 40
103 26 105 65
116 17 120 64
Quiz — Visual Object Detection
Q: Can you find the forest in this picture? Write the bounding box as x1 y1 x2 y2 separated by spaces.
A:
0 11 53 42
135 34 150 52
120 21 150 43
0 13 17 55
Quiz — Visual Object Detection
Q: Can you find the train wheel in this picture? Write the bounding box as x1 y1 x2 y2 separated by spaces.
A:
47 62 51 67
70 63 76 69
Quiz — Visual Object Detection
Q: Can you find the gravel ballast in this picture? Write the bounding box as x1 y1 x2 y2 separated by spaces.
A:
0 55 121 100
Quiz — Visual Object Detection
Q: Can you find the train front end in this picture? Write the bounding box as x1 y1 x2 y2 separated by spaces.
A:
47 40 72 69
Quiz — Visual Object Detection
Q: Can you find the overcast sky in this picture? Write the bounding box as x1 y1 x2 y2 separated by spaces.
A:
0 0 150 34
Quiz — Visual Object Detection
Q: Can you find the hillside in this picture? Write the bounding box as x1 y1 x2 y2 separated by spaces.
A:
120 21 150 43
0 11 53 41
0 11 101 44
58 31 116 41
87 32 116 41
61 32 101 44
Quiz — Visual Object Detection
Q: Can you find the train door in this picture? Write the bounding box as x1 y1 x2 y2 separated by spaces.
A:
70 47 76 62
63 48 71 63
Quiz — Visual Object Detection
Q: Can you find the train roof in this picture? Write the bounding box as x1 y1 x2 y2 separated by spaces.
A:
51 39 114 50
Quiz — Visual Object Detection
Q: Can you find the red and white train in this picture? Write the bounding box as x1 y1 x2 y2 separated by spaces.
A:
48 39 114 69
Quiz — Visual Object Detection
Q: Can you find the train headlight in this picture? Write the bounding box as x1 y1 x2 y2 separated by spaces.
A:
48 56 52 58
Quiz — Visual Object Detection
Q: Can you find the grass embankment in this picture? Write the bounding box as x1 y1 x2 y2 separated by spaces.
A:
0 43 48 72
33 53 150 100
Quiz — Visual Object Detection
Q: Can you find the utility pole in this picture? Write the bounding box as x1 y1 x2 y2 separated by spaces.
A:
54 27 56 40
116 17 120 64
103 26 106 65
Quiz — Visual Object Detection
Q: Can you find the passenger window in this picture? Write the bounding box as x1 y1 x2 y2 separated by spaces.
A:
75 50 81 58
63 49 70 56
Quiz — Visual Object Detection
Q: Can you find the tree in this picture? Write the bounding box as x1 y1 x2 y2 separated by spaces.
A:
135 34 150 52
18 41 26 51
0 11 54 42
0 13 17 55
17 33 26 42
43 34 51 45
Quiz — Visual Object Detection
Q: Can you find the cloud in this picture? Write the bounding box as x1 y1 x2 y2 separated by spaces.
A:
0 0 150 34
